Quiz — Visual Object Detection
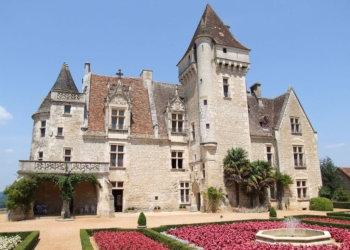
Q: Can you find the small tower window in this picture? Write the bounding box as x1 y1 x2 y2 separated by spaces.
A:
203 100 207 105
223 78 229 98
206 124 210 129
191 123 195 140
64 105 71 114
223 48 227 53
38 151 43 161
40 121 46 137
57 127 63 136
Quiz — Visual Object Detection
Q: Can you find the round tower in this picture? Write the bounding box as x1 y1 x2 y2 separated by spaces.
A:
196 37 216 144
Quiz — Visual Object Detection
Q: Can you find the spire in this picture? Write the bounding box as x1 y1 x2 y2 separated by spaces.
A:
51 62 79 93
178 5 250 64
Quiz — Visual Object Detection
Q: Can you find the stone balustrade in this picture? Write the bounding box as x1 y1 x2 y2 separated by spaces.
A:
18 161 109 174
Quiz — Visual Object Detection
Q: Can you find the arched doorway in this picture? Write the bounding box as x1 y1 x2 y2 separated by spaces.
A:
192 181 201 212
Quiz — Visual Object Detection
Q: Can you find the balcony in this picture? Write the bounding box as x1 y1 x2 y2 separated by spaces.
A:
18 161 109 174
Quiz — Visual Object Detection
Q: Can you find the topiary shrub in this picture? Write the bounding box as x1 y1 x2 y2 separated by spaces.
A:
269 207 277 218
137 212 147 226
309 197 334 211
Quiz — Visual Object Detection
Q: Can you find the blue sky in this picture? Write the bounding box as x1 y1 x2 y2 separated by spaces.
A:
0 1 349 191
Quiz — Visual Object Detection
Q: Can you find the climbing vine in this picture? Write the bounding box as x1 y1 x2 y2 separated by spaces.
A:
3 173 101 212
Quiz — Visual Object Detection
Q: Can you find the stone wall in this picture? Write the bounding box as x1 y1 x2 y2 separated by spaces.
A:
35 181 63 215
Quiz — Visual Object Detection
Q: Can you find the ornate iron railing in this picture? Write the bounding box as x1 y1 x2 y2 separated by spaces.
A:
18 161 109 174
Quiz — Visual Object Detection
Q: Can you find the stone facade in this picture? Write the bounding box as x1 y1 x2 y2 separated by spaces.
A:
16 4 322 217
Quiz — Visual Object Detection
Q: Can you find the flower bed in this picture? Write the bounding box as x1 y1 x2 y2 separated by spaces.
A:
166 221 350 249
0 235 21 250
303 217 350 225
93 231 169 250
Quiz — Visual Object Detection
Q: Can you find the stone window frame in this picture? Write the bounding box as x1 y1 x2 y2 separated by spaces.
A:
290 117 302 134
38 151 43 161
171 113 184 133
110 108 126 130
179 181 190 204
296 179 308 200
64 148 72 162
57 127 63 137
293 145 305 169
266 145 274 166
171 150 184 170
191 122 195 141
201 163 206 179
64 104 71 114
40 120 46 137
110 144 125 168
222 77 230 98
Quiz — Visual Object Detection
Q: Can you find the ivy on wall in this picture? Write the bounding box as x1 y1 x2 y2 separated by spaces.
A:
3 173 101 212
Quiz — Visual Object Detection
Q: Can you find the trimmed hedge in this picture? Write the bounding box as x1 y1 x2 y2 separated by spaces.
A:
269 207 277 217
309 197 333 211
0 231 40 250
326 211 350 218
80 229 93 250
333 202 350 209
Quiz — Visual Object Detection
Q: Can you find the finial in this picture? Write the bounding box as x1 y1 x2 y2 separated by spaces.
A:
116 69 123 79
175 85 178 96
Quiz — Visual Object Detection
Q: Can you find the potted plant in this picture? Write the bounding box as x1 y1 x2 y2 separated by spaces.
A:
269 207 277 219
137 212 147 228
154 206 161 212
127 207 135 213
179 205 187 211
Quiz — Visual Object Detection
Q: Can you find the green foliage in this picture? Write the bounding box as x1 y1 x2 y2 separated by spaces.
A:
3 177 39 212
204 187 225 213
319 186 332 199
274 172 294 186
269 207 277 217
223 148 250 187
138 212 147 226
309 197 334 211
332 188 350 202
80 229 94 250
3 173 101 211
326 211 350 218
0 192 7 208
333 202 350 209
320 157 340 198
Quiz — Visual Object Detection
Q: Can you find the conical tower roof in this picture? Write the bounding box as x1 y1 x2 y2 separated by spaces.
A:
179 5 249 64
33 63 79 116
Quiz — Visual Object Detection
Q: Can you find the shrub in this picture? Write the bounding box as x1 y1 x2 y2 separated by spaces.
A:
309 197 333 211
269 207 277 217
333 188 350 202
138 212 147 226
319 186 332 199
333 202 350 209
203 187 224 213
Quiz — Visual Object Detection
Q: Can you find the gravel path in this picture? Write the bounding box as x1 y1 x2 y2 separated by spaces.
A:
0 210 342 250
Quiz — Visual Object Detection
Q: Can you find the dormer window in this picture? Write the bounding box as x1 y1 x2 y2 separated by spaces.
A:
172 113 183 133
111 109 125 130
259 116 269 129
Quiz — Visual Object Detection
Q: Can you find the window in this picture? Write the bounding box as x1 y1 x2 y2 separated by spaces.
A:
223 78 229 97
38 151 43 161
57 127 63 136
266 146 273 165
40 121 46 137
223 48 227 53
206 124 210 129
110 181 117 188
110 145 124 167
202 163 206 179
270 186 276 199
203 100 207 105
179 182 190 203
64 149 72 162
171 113 183 133
293 146 304 168
111 109 125 130
171 151 183 169
117 182 123 188
191 123 195 140
296 180 308 200
290 117 301 133
64 105 71 114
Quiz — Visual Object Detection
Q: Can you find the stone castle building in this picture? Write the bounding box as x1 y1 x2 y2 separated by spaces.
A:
18 5 322 216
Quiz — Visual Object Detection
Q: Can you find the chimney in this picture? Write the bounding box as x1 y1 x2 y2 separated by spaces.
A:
84 62 91 75
250 82 263 107
140 70 153 89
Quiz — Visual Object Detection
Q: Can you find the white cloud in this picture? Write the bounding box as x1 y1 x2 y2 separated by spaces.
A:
325 143 345 149
5 148 14 153
0 106 13 124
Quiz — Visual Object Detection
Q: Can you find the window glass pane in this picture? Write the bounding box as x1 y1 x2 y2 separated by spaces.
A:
111 145 117 152
171 159 177 168
112 118 117 129
180 183 184 188
110 154 116 166
112 110 118 116
65 149 71 155
117 182 123 187
119 110 124 116
118 146 124 152
41 128 45 137
41 121 46 127
64 105 71 114
178 114 183 120
267 147 271 152
185 183 189 188
172 114 176 120
223 79 228 84
171 152 176 158
178 122 183 132
178 152 183 158
178 159 183 168
65 157 71 162
117 154 123 167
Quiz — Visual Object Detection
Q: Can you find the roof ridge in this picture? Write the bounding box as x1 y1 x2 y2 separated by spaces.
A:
51 62 79 93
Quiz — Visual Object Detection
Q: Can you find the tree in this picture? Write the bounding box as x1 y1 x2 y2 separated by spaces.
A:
242 160 275 207
203 187 225 213
320 157 340 198
223 148 250 205
274 172 293 209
